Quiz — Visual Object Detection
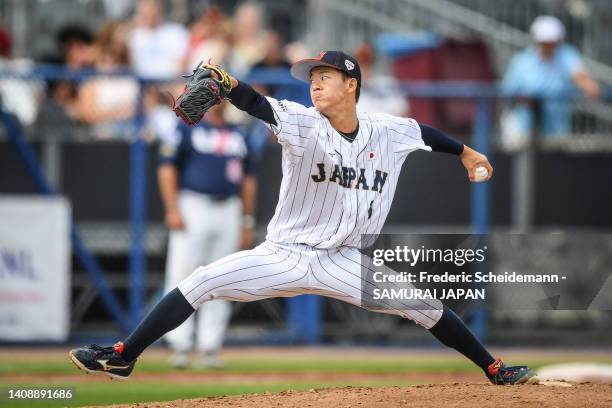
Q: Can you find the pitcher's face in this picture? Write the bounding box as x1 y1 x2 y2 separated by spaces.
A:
309 67 355 114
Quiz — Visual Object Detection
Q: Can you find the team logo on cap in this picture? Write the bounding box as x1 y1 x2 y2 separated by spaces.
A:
345 59 355 70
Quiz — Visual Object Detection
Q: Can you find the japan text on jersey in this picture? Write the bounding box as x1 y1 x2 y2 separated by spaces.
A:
264 97 431 249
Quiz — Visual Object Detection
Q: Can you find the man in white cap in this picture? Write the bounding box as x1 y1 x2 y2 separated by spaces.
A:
501 15 600 146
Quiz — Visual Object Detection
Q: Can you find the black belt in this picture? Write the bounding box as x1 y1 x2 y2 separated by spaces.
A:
207 194 232 202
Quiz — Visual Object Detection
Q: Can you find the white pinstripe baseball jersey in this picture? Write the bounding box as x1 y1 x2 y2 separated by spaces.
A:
264 97 431 249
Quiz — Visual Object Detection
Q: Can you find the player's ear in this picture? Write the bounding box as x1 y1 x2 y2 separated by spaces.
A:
346 77 357 93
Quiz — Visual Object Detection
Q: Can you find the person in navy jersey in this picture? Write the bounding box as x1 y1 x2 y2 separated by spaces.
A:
157 101 257 368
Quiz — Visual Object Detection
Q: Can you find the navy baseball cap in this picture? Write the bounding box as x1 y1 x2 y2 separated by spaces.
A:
291 51 361 85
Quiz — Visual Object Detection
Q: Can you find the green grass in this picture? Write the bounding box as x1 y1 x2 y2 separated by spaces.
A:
2 354 611 407
0 357 479 376
3 354 612 376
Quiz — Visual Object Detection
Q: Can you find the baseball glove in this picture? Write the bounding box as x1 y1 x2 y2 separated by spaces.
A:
171 61 233 125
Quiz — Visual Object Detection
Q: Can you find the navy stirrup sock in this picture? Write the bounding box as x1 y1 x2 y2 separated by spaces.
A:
428 305 495 372
121 288 195 362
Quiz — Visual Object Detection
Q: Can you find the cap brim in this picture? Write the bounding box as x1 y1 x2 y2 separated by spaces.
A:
534 35 562 43
290 59 342 83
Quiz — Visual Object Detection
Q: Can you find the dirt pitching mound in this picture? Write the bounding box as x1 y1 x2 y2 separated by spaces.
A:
92 383 612 408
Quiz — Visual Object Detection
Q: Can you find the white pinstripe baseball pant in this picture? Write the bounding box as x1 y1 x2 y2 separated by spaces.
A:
178 241 443 329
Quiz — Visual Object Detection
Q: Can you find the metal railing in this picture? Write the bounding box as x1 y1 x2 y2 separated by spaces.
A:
451 0 612 68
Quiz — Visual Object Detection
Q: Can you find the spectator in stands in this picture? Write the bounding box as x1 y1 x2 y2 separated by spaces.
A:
128 0 190 143
186 6 233 69
284 40 310 65
226 2 266 78
246 30 293 157
57 25 95 70
35 55 77 129
96 20 131 68
0 26 41 126
34 24 97 128
353 43 408 117
501 15 601 148
251 31 291 71
75 22 138 139
194 4 267 133
250 31 291 96
128 0 189 79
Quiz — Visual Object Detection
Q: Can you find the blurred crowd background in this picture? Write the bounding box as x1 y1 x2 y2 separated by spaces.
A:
0 0 313 146
1 0 612 144
0 0 611 349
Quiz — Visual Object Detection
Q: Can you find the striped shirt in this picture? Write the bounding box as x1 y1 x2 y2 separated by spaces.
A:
264 97 431 249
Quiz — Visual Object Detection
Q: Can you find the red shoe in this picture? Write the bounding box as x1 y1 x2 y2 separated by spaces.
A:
487 358 536 385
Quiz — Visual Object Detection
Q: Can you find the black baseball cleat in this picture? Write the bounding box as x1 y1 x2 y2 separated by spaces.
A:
69 342 135 380
486 358 537 385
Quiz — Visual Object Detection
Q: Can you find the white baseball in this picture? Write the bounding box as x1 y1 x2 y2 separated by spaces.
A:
473 166 489 182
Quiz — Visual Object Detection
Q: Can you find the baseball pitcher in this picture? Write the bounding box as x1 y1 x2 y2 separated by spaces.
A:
70 52 535 385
